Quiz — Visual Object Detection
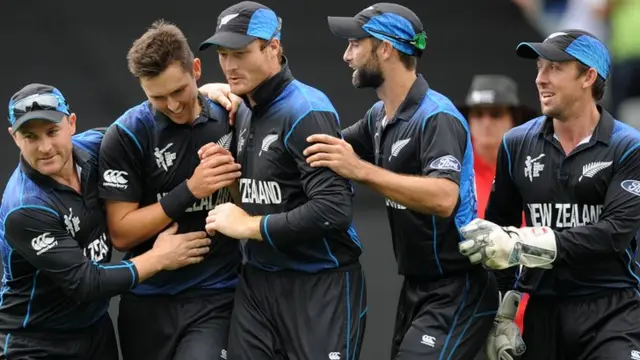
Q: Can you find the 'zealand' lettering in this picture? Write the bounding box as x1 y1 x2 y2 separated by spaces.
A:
239 178 282 205
527 203 603 228
156 188 232 213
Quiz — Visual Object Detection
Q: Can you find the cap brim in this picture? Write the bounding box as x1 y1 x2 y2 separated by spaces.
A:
516 42 576 62
327 16 369 39
199 32 258 51
12 110 64 133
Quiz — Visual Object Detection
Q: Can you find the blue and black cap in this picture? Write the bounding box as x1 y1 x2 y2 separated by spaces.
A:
516 29 611 80
327 3 427 56
8 83 71 133
199 1 281 51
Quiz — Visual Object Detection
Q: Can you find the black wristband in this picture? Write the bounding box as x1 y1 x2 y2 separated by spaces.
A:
159 181 197 220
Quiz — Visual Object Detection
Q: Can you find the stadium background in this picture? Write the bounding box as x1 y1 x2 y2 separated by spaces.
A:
0 0 576 358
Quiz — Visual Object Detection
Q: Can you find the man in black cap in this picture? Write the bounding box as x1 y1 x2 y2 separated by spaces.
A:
0 83 212 359
199 2 366 360
301 4 499 360
459 29 640 359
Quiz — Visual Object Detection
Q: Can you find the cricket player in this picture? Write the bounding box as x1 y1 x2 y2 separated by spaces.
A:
98 21 243 360
0 83 211 359
199 2 366 359
302 4 498 359
458 29 640 359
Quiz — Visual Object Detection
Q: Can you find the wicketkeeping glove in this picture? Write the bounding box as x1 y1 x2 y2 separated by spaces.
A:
458 219 557 270
485 290 527 360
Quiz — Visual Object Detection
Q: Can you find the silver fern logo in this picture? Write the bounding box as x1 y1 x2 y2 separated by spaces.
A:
389 138 411 161
260 134 279 156
579 161 612 182
216 132 233 151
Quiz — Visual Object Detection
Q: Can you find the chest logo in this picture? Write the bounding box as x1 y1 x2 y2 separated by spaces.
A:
217 132 233 151
155 143 177 172
64 207 81 238
524 154 545 182
389 138 411 161
260 134 279 156
579 161 612 182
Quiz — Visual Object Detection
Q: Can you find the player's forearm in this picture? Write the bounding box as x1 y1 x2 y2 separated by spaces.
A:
554 220 633 266
60 260 139 303
260 193 353 248
358 161 458 217
109 202 173 251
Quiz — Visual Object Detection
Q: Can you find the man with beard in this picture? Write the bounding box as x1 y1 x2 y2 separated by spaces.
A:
199 5 497 358
303 4 498 359
199 2 366 360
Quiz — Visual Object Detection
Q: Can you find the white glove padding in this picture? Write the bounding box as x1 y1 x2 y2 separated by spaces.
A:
458 219 557 270
485 290 527 360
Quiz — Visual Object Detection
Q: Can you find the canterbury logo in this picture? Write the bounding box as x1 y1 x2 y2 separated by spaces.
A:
579 161 612 181
217 132 233 151
260 134 279 156
389 138 410 160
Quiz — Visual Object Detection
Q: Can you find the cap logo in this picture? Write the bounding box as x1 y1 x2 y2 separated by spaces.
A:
470 90 496 104
219 13 239 28
546 32 567 41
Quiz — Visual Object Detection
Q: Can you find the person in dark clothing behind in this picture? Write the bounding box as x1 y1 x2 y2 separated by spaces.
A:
0 83 211 359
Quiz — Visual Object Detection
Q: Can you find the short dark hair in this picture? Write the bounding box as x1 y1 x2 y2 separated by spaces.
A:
370 38 418 71
127 19 194 78
576 62 606 101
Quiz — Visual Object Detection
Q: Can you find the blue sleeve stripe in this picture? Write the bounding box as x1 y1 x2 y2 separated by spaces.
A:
114 122 143 153
3 205 59 223
322 239 339 267
3 333 11 357
284 109 339 154
262 215 275 248
22 270 39 328
619 142 640 164
123 260 137 288
502 136 513 180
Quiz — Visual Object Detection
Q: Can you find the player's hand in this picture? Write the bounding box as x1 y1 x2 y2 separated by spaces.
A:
458 219 557 270
198 83 242 126
152 223 211 271
205 203 260 240
197 142 232 161
303 134 366 181
485 290 527 360
187 150 241 199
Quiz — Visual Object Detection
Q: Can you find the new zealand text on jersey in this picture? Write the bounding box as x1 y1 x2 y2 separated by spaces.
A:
528 202 603 228
156 187 233 212
239 178 282 205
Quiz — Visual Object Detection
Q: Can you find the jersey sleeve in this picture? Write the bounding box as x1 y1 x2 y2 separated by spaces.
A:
342 110 375 163
419 112 468 185
260 110 354 249
554 144 640 266
485 136 525 293
4 207 139 302
98 122 145 203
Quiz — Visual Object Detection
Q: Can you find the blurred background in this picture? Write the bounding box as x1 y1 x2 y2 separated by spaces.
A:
1 0 639 359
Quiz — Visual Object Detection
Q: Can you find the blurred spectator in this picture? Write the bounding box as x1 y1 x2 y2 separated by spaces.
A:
606 0 640 120
457 75 538 219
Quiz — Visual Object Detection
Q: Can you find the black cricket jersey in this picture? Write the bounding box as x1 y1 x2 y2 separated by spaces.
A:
98 95 242 295
343 75 479 279
487 108 640 296
234 58 362 273
0 129 138 331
